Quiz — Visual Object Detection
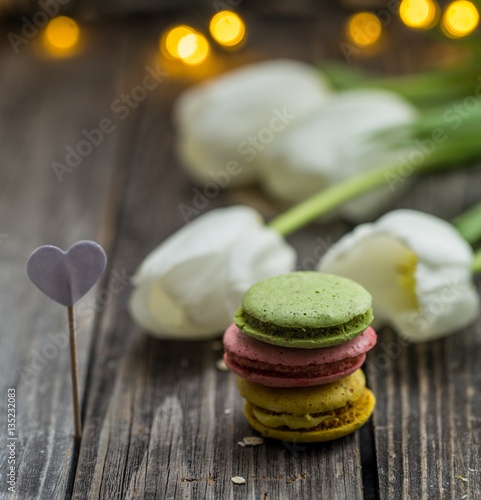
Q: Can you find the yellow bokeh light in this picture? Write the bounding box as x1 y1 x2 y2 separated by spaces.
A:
443 0 479 37
43 16 79 54
179 32 209 65
162 25 195 59
177 33 198 58
161 25 209 65
210 11 246 47
400 0 438 29
346 12 382 46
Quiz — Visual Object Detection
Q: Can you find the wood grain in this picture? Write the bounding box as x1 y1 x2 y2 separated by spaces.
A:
366 322 481 500
0 35 128 499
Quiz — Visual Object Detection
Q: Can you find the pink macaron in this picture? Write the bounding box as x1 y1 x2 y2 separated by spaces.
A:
223 324 377 387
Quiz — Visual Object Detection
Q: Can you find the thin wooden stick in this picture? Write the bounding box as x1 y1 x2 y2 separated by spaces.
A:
68 306 82 442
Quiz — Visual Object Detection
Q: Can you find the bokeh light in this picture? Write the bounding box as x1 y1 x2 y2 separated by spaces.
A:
209 11 246 47
177 33 198 58
43 16 80 56
162 25 195 59
442 1 479 37
179 32 209 64
161 26 209 65
399 0 438 29
346 12 382 46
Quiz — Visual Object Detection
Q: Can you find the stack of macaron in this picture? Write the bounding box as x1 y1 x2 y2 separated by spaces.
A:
223 271 377 442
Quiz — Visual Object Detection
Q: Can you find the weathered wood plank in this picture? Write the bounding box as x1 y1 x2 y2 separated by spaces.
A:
0 35 128 499
367 322 481 500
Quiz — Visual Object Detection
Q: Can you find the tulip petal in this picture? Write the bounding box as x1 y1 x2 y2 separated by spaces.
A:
174 59 331 187
260 89 417 222
129 206 297 339
319 209 479 341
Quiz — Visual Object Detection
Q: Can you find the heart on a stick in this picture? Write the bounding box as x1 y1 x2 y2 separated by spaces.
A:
27 241 107 307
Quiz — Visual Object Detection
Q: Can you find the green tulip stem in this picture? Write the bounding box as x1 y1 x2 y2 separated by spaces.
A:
268 161 481 275
473 248 481 275
268 88 481 237
453 198 481 247
268 161 432 237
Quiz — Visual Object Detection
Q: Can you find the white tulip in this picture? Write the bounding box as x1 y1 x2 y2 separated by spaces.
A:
319 209 479 342
259 89 417 222
174 59 331 187
129 206 296 339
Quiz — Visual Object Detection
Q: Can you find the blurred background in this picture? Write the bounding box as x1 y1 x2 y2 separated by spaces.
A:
3 0 481 282
2 0 481 194
1 0 481 253
2 0 480 67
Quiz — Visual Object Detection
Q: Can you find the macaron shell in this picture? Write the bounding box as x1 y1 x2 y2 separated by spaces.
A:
225 352 366 387
236 369 366 414
240 272 372 329
243 388 376 442
224 324 377 366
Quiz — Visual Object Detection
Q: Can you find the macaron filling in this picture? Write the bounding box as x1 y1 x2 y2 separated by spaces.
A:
236 307 373 339
235 307 373 348
247 388 372 432
225 350 366 378
224 324 376 387
252 405 340 430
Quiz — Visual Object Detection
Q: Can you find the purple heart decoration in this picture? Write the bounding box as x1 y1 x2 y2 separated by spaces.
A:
27 240 107 307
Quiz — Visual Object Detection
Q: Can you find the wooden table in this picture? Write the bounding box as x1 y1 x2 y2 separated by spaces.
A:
0 12 480 500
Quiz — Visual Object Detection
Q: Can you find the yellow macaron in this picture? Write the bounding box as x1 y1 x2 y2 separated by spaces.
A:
237 369 375 442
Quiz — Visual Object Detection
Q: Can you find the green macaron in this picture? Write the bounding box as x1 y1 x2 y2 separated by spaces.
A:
234 271 373 348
